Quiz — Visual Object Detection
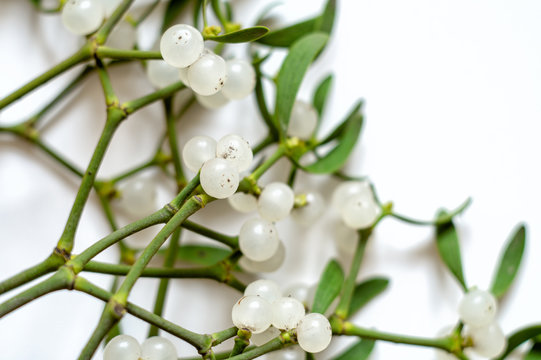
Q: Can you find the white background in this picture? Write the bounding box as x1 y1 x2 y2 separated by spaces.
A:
1 0 540 359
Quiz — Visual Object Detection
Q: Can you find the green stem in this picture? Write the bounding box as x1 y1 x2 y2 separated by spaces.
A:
170 173 201 209
251 145 286 181
111 157 157 183
211 0 229 29
96 47 162 60
0 268 72 318
334 229 370 319
211 327 239 346
74 277 209 348
181 220 238 248
390 197 472 226
72 208 171 268
34 138 84 177
78 302 120 360
0 253 64 295
96 61 118 106
148 228 181 337
228 338 288 360
0 45 91 110
252 134 275 156
134 0 160 25
230 329 251 357
115 194 213 302
95 0 135 44
124 82 186 114
56 108 125 254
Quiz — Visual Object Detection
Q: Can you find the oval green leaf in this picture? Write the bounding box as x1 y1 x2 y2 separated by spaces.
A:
333 339 375 360
497 325 541 360
435 213 467 290
312 74 333 134
348 277 390 317
257 17 318 47
311 259 344 314
275 32 329 134
205 26 269 43
177 245 231 266
490 223 526 298
526 341 541 360
302 101 364 174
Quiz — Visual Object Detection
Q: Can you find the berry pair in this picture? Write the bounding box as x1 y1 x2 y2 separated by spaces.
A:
103 335 177 360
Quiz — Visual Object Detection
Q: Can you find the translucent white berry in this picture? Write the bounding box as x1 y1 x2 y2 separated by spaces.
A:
147 60 181 89
334 220 358 256
283 283 310 306
331 181 373 212
187 52 227 96
160 24 204 68
232 295 272 334
103 334 141 360
291 191 325 226
200 158 239 199
266 346 305 360
117 176 157 218
239 218 280 262
469 322 507 358
238 240 285 273
141 336 177 360
216 134 253 172
222 59 256 100
458 289 498 327
228 192 257 213
245 279 281 303
257 183 295 222
178 67 190 87
106 20 136 50
287 101 318 140
340 194 379 229
251 326 280 346
62 0 104 36
272 297 306 330
296 313 332 353
182 136 216 172
196 91 229 109
99 0 121 17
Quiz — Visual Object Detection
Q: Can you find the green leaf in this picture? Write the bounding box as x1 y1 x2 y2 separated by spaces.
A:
315 0 337 34
177 245 231 266
435 214 467 290
275 32 328 134
333 339 375 360
526 342 541 360
302 101 364 174
161 0 191 33
312 259 344 314
348 277 390 317
312 74 333 133
205 26 269 43
318 101 362 145
192 0 204 28
257 17 319 47
497 325 541 360
490 223 526 298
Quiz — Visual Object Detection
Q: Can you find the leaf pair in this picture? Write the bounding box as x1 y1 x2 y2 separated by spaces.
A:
435 218 526 298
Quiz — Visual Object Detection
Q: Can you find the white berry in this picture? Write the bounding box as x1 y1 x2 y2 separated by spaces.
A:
147 60 181 89
272 297 306 330
182 136 216 172
251 326 280 346
222 59 256 100
117 176 157 218
340 194 379 229
291 191 325 226
216 134 253 172
287 101 318 140
178 67 190 86
196 91 229 109
141 336 177 360
257 182 295 222
458 289 498 327
469 322 507 358
331 181 373 212
266 346 305 360
238 240 285 273
245 279 282 303
103 335 141 360
187 52 227 96
283 283 310 306
239 218 280 262
296 313 332 353
62 0 104 36
160 24 204 68
232 295 272 334
228 192 257 213
200 158 239 199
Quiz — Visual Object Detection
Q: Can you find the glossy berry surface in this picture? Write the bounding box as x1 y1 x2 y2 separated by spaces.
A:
200 158 239 199
238 240 285 273
222 59 256 100
231 295 272 334
160 24 204 68
182 135 216 172
271 297 305 330
215 134 253 172
296 313 332 353
257 182 295 222
239 218 280 261
187 52 227 96
117 176 157 219
103 335 141 360
140 336 177 360
458 289 497 327
244 279 282 303
62 0 104 36
287 100 318 140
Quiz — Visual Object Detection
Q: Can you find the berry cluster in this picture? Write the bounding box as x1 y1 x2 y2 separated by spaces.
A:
103 335 177 360
182 134 253 199
231 280 332 354
159 24 256 107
